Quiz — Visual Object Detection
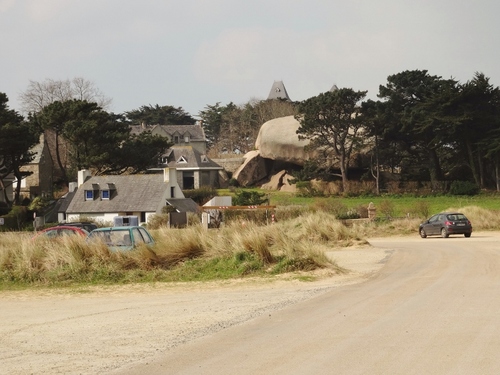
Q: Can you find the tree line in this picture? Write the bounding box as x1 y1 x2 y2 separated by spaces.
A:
1 69 499 206
296 70 500 193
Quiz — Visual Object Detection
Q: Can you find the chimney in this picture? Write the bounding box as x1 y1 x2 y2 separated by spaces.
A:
68 182 78 193
78 170 92 187
164 167 178 182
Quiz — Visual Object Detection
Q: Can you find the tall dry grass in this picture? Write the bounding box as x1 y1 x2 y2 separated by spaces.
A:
1 205 497 287
0 211 363 286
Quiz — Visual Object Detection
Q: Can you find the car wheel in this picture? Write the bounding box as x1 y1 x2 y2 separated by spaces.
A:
464 233 471 238
419 228 427 238
441 228 449 238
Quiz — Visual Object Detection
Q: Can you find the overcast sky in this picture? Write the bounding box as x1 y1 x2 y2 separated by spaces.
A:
2 0 500 117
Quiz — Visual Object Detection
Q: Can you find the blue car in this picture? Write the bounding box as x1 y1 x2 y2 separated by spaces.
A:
87 226 155 250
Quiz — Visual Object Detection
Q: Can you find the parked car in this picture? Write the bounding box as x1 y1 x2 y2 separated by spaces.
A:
86 226 155 250
33 225 89 240
62 221 98 233
419 212 472 238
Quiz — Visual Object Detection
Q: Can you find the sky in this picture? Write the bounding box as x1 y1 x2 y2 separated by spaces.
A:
2 0 500 118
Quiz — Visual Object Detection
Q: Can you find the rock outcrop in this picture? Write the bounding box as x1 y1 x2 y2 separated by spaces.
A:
255 115 316 165
233 116 325 188
232 150 269 187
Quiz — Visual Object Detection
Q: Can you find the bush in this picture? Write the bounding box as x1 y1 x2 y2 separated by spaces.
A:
379 199 396 218
2 206 30 231
0 202 9 216
233 190 268 206
407 200 431 218
336 209 361 220
183 186 218 205
312 199 348 216
296 181 323 197
449 181 480 196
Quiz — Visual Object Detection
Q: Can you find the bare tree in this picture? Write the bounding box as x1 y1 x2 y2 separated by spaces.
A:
19 77 112 114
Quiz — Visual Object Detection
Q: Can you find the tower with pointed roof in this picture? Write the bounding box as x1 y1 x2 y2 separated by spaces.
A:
267 81 291 101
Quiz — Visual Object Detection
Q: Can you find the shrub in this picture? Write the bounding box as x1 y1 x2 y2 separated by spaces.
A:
312 199 348 217
2 206 30 231
407 200 431 218
183 186 218 205
233 190 268 206
147 214 170 230
379 199 396 218
449 181 480 196
0 202 9 216
296 181 323 197
336 209 361 220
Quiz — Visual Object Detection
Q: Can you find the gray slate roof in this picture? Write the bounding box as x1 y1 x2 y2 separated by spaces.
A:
130 124 205 141
267 81 291 101
67 174 168 214
163 146 223 170
166 198 201 213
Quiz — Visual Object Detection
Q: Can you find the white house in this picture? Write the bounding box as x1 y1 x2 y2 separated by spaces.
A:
64 168 194 225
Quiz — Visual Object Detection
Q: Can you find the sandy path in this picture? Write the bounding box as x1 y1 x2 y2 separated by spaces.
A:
117 232 500 375
0 245 390 375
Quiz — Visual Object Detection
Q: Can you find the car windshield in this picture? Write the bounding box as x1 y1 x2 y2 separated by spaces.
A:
89 229 131 247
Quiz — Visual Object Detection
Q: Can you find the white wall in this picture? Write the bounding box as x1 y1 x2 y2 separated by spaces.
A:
67 212 157 225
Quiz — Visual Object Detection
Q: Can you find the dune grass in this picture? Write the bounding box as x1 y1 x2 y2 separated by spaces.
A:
1 203 499 289
0 212 360 288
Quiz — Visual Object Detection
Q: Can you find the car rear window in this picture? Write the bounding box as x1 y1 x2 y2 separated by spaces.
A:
447 214 467 221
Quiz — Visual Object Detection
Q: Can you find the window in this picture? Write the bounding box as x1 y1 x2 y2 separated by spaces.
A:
132 228 145 245
138 227 153 244
85 190 94 200
174 136 179 143
177 156 187 163
102 190 110 200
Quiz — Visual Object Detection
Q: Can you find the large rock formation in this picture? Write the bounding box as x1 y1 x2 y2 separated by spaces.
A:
255 115 316 165
234 116 318 187
232 150 269 187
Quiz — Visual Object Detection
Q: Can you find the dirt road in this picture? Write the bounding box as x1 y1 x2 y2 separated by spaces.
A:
118 232 500 375
3 233 500 374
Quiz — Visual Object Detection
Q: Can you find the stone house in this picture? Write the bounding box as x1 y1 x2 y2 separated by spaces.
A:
131 123 225 189
18 134 53 199
130 123 208 154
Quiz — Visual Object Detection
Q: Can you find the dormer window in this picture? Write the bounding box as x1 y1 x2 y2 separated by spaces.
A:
174 136 179 143
177 156 187 163
85 190 94 200
201 155 209 163
184 135 190 143
101 190 110 200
